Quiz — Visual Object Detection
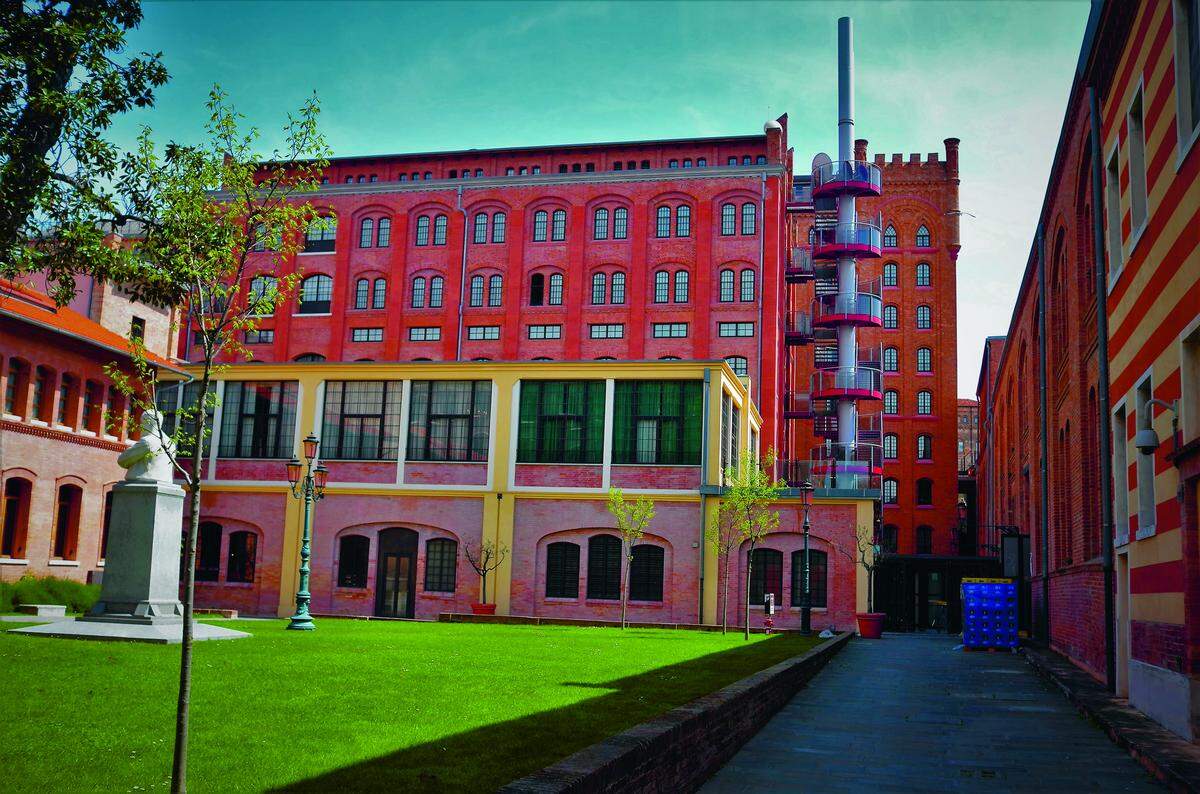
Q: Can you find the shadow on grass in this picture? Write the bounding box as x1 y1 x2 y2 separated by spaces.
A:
272 633 812 793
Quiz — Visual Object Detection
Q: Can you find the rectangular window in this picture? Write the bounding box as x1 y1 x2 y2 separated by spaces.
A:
720 393 731 476
217 381 298 459
1179 0 1200 139
613 380 703 465
408 327 441 342
1135 378 1156 534
718 322 755 337
351 328 383 343
652 323 688 338
517 380 605 463
245 329 275 344
528 324 562 340
1113 405 1130 540
589 324 624 339
1105 150 1123 279
424 539 457 592
407 380 491 462
1127 89 1148 234
791 550 827 608
467 326 500 340
322 381 404 460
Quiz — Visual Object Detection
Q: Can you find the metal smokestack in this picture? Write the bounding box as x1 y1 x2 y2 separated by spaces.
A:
836 16 858 449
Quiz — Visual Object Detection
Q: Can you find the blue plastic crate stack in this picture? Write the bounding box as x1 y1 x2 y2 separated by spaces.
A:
961 578 1018 650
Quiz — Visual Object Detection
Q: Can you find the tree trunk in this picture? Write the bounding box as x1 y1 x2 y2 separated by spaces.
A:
620 545 630 630
720 551 729 635
743 541 755 641
481 570 487 605
171 369 210 794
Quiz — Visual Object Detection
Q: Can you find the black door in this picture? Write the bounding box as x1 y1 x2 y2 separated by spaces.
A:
375 528 418 618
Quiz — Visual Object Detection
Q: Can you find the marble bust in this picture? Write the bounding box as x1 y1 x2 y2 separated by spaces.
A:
117 409 175 483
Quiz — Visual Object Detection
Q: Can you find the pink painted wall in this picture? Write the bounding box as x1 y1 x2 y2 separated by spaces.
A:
404 461 486 486
610 465 700 490
514 464 602 488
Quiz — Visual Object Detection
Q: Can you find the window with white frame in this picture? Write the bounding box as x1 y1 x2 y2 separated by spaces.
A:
652 323 687 338
589 324 624 339
467 326 500 340
351 328 383 343
409 327 441 342
718 322 754 337
527 324 561 340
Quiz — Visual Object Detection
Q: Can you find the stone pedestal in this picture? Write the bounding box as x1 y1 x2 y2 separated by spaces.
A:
87 480 186 624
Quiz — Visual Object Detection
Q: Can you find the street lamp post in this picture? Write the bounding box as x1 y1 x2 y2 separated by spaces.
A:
285 434 328 631
799 479 815 635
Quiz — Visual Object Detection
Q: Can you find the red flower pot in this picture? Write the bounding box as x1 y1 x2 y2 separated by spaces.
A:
856 612 885 639
470 603 497 615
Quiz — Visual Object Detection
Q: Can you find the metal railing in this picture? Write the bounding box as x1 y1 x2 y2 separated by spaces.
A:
811 366 882 396
811 218 882 255
786 247 814 279
812 159 883 195
784 310 813 339
812 340 882 370
812 292 883 325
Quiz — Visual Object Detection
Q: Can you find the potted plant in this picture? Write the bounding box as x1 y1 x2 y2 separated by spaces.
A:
464 539 508 615
841 522 886 639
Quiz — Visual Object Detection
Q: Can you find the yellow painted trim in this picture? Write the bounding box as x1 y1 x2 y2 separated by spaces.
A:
854 500 874 614
1131 592 1185 625
701 497 721 625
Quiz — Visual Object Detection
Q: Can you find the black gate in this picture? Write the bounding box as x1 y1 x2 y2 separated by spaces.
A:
873 555 1004 633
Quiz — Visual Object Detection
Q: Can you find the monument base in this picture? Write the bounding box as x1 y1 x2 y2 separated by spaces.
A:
11 618 249 644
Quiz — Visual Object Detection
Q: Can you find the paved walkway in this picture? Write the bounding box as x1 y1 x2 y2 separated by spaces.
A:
703 633 1161 793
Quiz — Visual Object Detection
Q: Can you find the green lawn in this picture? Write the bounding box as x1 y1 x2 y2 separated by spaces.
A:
0 619 819 792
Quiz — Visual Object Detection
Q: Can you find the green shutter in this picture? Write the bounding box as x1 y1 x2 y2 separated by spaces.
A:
585 381 605 464
683 381 703 465
613 382 634 464
517 382 539 462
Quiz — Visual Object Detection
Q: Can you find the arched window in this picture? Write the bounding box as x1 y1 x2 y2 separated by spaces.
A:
791 549 828 608
359 218 374 248
473 212 488 244
610 272 626 304
227 530 256 583
725 356 748 377
884 390 898 414
488 275 503 307
915 225 931 247
593 208 609 239
883 347 899 372
916 347 932 372
530 273 545 306
883 478 898 504
355 278 370 309
548 273 564 305
551 209 567 241
882 305 898 329
424 538 458 592
659 356 681 360
337 535 369 588
433 214 448 245
917 434 933 460
1 477 32 558
697 157 707 167
881 524 899 553
917 390 932 415
883 262 898 287
675 205 691 237
740 269 755 301
294 353 325 362
4 358 29 417
195 521 221 582
373 278 387 309
429 276 444 308
411 276 427 309
469 275 485 307
533 210 548 242
304 216 336 253
741 202 757 235
376 217 391 247
883 433 898 459
719 269 736 302
916 478 934 505
673 270 689 303
916 526 933 555
749 547 783 606
545 541 580 598
654 270 670 303
629 545 664 602
613 207 629 239
883 224 897 247
916 305 932 329
755 155 767 164
916 262 931 287
587 535 622 600
492 212 506 243
808 226 816 244
721 203 737 235
591 272 606 305
655 206 671 238
298 274 333 314
415 215 430 246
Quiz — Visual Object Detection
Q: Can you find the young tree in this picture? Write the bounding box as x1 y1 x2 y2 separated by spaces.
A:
706 493 741 635
105 86 328 794
0 0 169 301
836 522 882 614
606 487 655 629
464 539 508 606
716 451 785 640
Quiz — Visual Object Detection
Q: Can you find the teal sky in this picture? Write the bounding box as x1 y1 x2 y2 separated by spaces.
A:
113 0 1092 396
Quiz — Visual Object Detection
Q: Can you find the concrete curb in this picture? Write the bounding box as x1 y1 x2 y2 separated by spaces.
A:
1023 645 1200 792
500 631 852 793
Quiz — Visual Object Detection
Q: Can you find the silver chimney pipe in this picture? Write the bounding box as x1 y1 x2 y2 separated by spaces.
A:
836 16 858 448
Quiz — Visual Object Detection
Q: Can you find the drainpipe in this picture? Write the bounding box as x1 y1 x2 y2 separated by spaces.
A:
756 172 766 447
1036 224 1051 645
455 186 469 361
1090 86 1117 691
699 367 711 621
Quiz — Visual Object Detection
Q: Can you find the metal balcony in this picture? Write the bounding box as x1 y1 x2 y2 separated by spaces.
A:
812 159 883 198
785 247 814 282
780 452 881 492
810 366 883 401
783 310 813 345
812 291 883 328
811 440 884 482
813 340 882 371
811 219 883 260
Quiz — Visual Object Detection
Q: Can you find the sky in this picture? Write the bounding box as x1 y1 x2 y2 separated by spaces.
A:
109 0 1093 396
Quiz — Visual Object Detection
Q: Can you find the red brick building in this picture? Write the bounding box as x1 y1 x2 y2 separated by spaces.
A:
957 399 979 474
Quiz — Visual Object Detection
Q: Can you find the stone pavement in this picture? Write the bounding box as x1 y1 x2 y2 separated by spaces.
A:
702 633 1162 793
